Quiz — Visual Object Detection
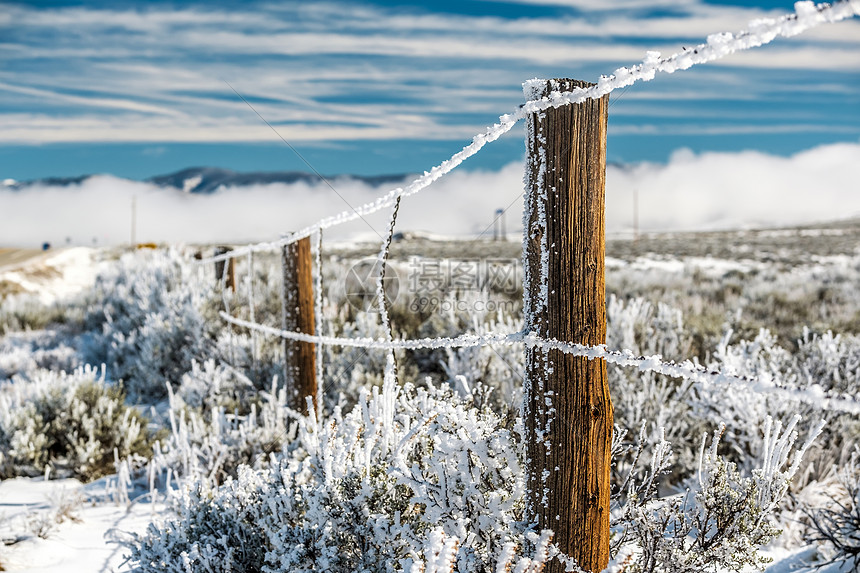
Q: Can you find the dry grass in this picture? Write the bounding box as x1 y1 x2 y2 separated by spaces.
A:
0 280 25 298
18 265 61 282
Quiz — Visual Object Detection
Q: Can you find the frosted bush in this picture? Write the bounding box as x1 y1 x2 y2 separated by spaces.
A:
603 296 859 486
82 249 214 402
107 305 209 402
441 310 523 407
128 381 546 573
0 293 78 336
210 327 284 392
0 331 78 381
794 327 860 394
320 309 391 407
174 358 257 412
699 327 860 483
0 365 155 481
147 368 295 489
79 249 285 402
127 373 813 573
611 416 822 573
607 295 690 361
605 296 699 472
803 449 860 569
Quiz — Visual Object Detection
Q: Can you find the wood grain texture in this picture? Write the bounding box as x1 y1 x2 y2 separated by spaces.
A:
281 237 317 414
523 78 612 573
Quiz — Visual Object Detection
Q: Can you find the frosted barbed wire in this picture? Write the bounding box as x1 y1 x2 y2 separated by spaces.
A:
220 311 515 351
200 0 858 266
220 312 860 416
528 336 860 417
376 197 401 392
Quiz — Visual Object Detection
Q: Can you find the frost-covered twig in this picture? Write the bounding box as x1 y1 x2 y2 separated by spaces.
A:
802 448 860 569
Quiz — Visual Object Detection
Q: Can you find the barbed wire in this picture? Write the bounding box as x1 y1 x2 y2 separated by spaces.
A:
220 312 860 416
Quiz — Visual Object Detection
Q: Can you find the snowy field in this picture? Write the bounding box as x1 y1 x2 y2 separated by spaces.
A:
0 221 858 572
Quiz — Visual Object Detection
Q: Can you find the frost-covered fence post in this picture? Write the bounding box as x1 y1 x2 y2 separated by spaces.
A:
523 78 612 573
281 237 317 414
214 246 236 292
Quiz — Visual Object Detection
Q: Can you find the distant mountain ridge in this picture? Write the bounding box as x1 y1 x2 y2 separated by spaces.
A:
146 167 412 194
4 167 412 193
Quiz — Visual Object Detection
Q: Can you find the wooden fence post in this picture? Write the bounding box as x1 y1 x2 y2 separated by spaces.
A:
522 79 612 573
282 237 317 414
214 246 236 292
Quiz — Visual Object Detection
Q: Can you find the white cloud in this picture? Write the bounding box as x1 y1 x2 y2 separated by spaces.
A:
605 141 860 232
711 45 860 71
0 112 480 144
2 142 857 248
0 81 184 117
610 123 858 135
473 0 701 12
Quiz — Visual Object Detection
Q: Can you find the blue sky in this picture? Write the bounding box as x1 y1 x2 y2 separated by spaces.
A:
1 0 858 180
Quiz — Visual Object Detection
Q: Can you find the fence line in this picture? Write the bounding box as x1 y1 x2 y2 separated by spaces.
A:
211 0 860 420
220 312 860 416
200 0 858 267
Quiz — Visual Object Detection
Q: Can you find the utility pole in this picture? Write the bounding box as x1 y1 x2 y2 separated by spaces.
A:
633 187 639 246
131 195 137 247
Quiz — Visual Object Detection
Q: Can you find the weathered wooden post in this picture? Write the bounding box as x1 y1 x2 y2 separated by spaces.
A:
214 246 236 292
282 237 317 414
522 79 612 573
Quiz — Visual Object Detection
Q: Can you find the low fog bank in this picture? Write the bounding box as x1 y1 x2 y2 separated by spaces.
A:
2 141 858 248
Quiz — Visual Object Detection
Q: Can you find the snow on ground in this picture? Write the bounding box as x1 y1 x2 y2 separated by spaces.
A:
0 477 163 572
0 248 100 305
759 545 855 573
606 254 762 276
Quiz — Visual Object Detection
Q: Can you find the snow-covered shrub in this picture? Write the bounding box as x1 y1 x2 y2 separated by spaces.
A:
794 327 860 394
147 364 294 489
0 293 78 336
441 309 523 408
803 450 860 570
106 306 209 403
82 249 290 402
698 327 860 485
0 330 78 381
605 296 700 474
128 374 812 573
0 365 156 481
128 381 549 573
173 358 258 413
319 308 391 408
611 415 822 573
607 295 691 361
81 249 214 402
601 298 858 488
